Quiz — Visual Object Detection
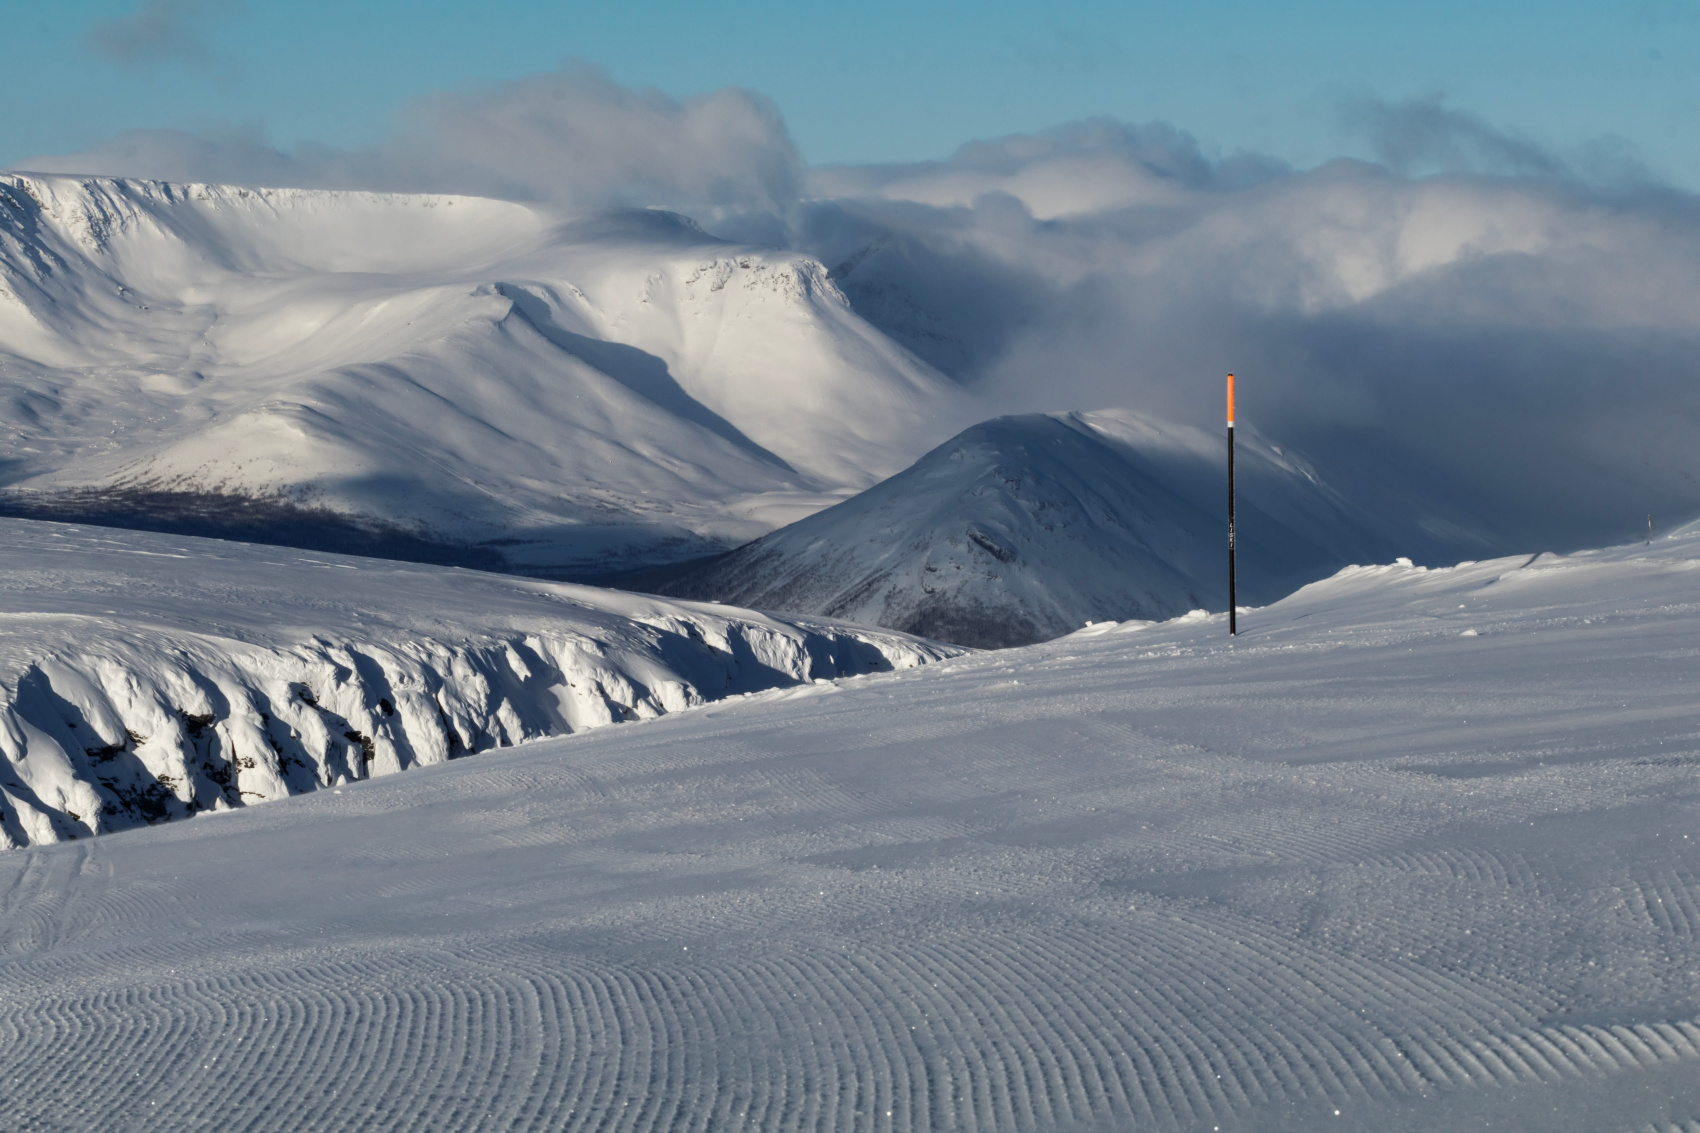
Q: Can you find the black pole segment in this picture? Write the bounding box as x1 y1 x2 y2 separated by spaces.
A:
1224 373 1240 636
1228 418 1237 636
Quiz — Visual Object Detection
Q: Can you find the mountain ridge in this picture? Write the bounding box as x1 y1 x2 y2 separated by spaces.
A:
657 409 1398 646
0 173 974 577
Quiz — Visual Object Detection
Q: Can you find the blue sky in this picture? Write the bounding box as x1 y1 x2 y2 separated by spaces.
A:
4 0 1696 181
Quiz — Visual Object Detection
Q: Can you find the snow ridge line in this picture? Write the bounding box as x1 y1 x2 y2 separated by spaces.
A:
0 615 957 851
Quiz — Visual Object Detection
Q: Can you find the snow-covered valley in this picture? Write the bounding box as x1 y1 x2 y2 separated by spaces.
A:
0 521 1697 1130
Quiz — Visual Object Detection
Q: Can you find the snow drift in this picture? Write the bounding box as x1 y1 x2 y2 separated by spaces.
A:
0 174 973 577
0 518 959 849
659 409 1396 646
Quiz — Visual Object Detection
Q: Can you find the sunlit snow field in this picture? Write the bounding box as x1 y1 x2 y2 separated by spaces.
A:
1 531 1697 1131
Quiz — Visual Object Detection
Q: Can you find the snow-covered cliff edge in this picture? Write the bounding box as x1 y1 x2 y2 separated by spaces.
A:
0 518 960 849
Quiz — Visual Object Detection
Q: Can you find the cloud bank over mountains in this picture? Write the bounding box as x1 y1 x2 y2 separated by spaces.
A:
14 73 1700 555
794 111 1700 553
21 68 802 219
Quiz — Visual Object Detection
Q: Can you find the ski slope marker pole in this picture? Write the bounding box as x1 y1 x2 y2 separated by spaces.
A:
1227 373 1237 636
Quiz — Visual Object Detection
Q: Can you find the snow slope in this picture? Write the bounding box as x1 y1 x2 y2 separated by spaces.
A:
1 531 1697 1130
0 175 973 575
0 518 959 849
660 409 1397 646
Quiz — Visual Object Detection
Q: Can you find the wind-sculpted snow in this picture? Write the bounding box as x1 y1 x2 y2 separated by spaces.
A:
0 174 971 576
0 519 959 849
1 528 1698 1129
662 410 1396 647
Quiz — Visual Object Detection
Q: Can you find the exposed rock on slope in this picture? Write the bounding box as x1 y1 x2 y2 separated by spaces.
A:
0 518 959 849
659 410 1396 647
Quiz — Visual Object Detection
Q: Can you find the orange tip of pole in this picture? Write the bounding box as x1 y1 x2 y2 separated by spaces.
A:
1226 373 1235 426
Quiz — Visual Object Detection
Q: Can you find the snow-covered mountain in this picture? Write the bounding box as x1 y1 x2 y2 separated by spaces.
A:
0 518 958 849
658 409 1397 646
0 175 975 576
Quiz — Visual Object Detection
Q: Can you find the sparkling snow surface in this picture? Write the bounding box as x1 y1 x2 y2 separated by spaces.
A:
2 533 1698 1130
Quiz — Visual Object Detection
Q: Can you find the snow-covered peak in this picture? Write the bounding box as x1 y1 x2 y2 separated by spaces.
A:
0 175 972 577
658 409 1395 646
0 173 546 278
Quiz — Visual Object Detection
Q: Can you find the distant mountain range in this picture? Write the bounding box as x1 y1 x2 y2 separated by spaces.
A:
0 175 974 577
0 174 1503 646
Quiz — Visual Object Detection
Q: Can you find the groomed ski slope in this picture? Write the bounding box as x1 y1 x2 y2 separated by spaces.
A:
2 532 1700 1131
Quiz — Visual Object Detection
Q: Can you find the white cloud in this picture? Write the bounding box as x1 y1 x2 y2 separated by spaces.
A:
809 119 1283 219
801 121 1700 555
17 67 802 219
1337 94 1653 183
